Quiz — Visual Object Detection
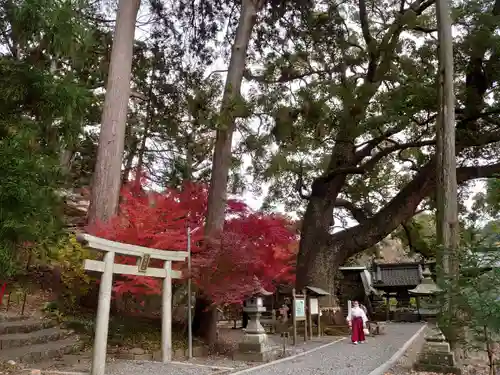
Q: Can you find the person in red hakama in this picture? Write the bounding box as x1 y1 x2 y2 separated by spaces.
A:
346 300 368 345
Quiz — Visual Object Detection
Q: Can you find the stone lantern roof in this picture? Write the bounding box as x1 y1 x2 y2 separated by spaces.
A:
408 266 443 296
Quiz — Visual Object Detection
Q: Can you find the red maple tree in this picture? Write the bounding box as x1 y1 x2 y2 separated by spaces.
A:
88 181 297 304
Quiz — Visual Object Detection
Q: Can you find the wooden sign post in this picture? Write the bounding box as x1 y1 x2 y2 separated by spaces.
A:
308 297 320 338
291 288 307 345
77 234 188 375
303 286 329 339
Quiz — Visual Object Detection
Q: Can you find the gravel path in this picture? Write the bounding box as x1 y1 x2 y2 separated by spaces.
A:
106 361 230 375
231 323 425 375
385 324 428 375
182 335 340 372
102 323 424 375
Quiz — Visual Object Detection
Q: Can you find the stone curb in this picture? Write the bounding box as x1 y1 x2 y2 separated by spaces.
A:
366 324 427 375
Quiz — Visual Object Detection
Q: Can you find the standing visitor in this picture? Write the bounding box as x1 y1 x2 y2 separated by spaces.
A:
346 300 368 345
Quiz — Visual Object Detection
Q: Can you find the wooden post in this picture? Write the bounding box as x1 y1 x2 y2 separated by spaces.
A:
385 295 390 321
317 308 321 338
91 251 115 375
308 297 313 340
162 260 172 362
292 288 297 345
302 289 307 342
271 309 276 334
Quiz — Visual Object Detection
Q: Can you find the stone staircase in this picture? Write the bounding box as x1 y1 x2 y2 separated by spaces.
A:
0 315 83 364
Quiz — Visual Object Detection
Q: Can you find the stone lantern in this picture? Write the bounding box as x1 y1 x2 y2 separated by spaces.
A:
410 266 460 374
244 289 270 335
409 265 443 320
235 284 279 362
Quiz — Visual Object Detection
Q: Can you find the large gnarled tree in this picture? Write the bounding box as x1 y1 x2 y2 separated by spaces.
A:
241 0 500 299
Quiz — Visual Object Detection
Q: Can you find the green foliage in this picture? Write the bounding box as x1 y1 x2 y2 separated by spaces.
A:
442 237 500 371
0 0 99 279
462 268 500 371
472 178 500 219
382 297 417 308
0 123 63 279
394 214 437 258
47 234 92 311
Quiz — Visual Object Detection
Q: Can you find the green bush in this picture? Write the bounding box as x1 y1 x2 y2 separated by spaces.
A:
47 234 93 311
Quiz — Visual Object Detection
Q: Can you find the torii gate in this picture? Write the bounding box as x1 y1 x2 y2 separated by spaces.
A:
76 233 188 375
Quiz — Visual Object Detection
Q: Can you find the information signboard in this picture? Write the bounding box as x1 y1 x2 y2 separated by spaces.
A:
295 298 306 319
309 298 319 315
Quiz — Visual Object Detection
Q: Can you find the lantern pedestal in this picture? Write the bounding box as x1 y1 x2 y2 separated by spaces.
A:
234 295 279 362
414 327 461 375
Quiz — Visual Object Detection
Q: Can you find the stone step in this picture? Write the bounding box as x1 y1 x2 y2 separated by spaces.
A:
0 314 28 322
0 319 55 335
0 327 71 350
0 338 84 363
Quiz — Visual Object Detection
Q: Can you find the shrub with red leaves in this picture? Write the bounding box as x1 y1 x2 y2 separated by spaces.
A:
88 181 297 304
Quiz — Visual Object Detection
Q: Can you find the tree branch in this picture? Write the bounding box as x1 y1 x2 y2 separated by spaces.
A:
408 26 438 33
358 0 377 82
397 149 420 171
334 198 370 222
401 222 417 253
360 139 434 171
331 160 500 262
295 161 311 200
243 68 333 84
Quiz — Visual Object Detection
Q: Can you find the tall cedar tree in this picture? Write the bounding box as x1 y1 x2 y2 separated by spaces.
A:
88 0 141 225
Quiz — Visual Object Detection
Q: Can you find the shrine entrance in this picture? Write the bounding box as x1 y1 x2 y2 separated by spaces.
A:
77 233 188 375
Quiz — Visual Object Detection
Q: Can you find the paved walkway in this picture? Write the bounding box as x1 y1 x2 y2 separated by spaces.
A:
105 323 424 375
232 322 425 375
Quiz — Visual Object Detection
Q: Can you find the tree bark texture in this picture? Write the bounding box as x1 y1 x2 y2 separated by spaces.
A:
204 0 262 238
435 0 460 349
436 0 458 283
194 0 264 346
88 0 141 225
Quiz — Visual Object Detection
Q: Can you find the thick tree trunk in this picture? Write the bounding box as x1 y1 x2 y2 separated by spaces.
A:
436 0 457 286
296 187 338 302
134 67 155 184
296 162 436 305
196 0 263 346
436 0 460 350
88 0 141 225
122 139 138 185
122 121 139 185
295 129 357 299
204 0 262 236
191 296 218 345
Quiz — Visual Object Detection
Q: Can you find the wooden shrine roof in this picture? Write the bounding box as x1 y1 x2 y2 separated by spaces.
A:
372 262 424 288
